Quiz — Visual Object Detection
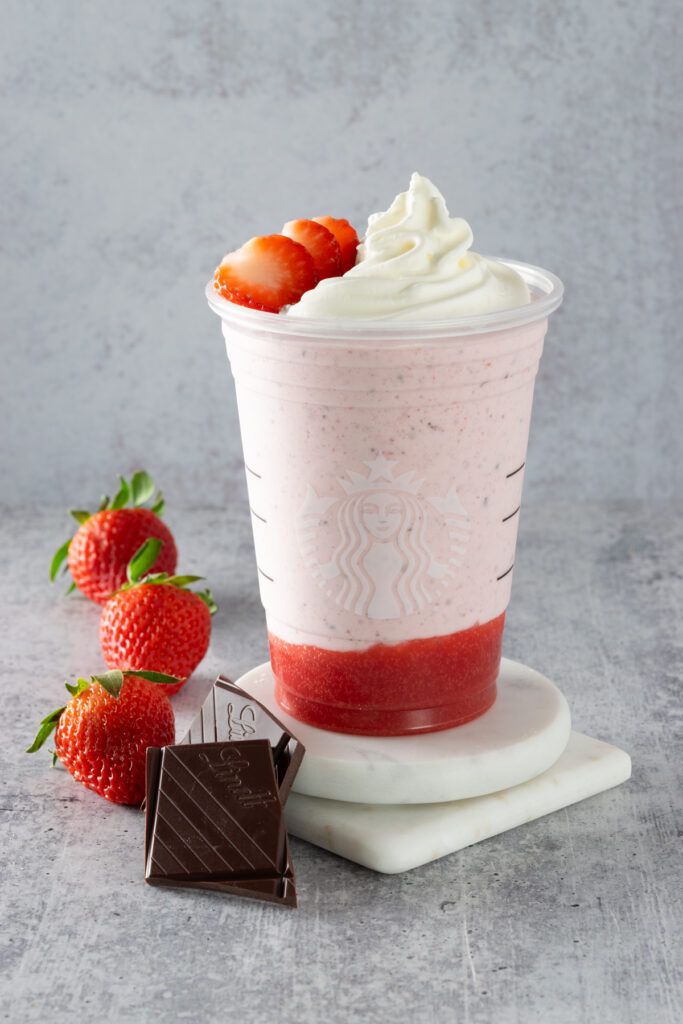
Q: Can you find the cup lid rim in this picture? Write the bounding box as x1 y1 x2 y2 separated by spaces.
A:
205 258 564 340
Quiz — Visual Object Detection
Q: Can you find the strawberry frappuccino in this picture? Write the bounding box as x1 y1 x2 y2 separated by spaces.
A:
208 174 563 735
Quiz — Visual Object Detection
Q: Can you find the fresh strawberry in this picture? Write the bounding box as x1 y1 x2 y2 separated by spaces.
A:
213 234 318 312
27 669 177 805
99 539 217 695
51 471 177 605
312 216 359 273
282 219 342 280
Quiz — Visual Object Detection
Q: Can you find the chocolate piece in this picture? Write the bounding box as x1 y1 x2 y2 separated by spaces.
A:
145 741 296 907
180 675 304 802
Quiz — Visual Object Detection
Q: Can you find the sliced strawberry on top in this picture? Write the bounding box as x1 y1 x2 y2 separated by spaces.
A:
282 219 342 281
313 216 359 274
213 234 318 312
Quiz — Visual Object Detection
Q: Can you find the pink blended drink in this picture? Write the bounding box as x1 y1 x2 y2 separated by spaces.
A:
208 175 563 735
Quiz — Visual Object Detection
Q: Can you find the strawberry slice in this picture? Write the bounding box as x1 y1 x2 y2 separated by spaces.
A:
282 219 342 281
213 234 318 312
313 216 359 274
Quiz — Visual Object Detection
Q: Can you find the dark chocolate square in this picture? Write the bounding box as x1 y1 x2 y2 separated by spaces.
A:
179 675 305 802
145 740 297 907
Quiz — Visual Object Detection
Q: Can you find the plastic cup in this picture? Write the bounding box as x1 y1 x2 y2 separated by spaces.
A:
207 260 563 736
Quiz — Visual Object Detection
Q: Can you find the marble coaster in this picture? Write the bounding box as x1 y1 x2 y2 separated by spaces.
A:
235 658 572 804
284 732 631 874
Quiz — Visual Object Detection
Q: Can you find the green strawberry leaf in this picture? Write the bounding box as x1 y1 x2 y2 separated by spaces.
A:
93 669 181 697
39 707 67 726
98 494 110 511
26 718 62 753
110 476 131 510
150 494 165 517
65 678 90 697
116 571 169 591
198 589 218 615
124 669 182 686
26 696 74 753
165 575 205 588
69 509 91 525
126 538 162 584
131 471 155 508
91 670 126 699
66 582 76 595
50 539 71 582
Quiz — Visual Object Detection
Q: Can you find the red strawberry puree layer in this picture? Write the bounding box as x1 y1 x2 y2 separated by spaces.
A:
270 613 504 735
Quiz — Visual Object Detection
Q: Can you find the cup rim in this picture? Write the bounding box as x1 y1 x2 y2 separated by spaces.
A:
205 257 564 341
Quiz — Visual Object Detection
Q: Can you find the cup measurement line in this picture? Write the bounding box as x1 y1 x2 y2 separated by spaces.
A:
506 462 525 479
245 465 262 479
258 567 275 583
497 564 514 581
250 507 267 524
502 505 521 523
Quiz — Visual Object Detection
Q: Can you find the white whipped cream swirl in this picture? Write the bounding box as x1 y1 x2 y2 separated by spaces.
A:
286 173 530 321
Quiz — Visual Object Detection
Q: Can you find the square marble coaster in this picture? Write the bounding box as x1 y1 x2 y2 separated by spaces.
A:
285 732 631 874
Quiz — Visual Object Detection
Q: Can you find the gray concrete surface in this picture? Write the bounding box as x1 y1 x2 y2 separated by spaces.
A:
2 502 681 1023
2 0 682 506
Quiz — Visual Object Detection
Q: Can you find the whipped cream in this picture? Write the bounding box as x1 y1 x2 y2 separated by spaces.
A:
286 173 530 321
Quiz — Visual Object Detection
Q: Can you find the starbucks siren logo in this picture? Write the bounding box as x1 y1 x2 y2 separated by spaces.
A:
297 454 470 620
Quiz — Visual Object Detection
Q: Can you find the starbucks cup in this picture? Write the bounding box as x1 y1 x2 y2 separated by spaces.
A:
207 260 563 736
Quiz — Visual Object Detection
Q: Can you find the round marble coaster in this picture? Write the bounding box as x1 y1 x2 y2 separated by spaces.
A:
235 658 572 805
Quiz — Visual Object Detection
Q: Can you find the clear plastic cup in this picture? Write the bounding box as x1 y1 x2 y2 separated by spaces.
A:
207 260 563 736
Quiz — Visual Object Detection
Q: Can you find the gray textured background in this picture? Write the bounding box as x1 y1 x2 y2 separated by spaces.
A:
2 0 681 508
2 5 682 1020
